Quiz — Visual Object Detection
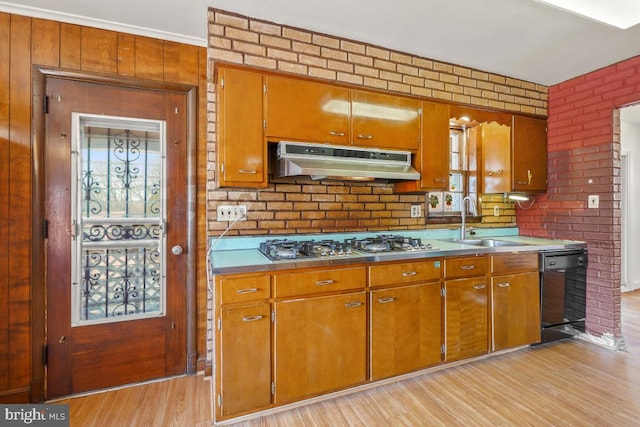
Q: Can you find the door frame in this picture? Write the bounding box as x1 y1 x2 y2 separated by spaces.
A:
31 66 198 400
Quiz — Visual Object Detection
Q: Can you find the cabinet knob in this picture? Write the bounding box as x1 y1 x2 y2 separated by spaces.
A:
171 245 183 256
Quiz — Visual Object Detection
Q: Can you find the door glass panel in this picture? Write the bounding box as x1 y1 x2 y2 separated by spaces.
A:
71 113 166 326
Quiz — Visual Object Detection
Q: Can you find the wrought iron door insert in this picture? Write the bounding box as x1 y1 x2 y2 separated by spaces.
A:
71 113 166 325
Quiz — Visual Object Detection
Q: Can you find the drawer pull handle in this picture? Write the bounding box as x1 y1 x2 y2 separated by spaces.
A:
236 288 258 294
238 169 257 174
316 279 334 286
402 271 417 277
242 315 263 322
434 177 447 183
461 265 476 270
377 297 395 304
517 180 528 185
357 134 373 140
345 301 363 308
497 282 510 288
329 131 345 136
473 284 486 290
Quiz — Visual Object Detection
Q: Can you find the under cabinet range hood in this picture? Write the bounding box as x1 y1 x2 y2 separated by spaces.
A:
273 141 420 181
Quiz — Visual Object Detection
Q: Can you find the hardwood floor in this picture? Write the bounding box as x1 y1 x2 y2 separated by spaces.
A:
59 291 640 427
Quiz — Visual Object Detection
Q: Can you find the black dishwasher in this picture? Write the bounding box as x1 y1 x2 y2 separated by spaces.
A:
537 249 588 344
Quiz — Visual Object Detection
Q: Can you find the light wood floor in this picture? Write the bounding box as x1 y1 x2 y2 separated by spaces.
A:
59 290 640 427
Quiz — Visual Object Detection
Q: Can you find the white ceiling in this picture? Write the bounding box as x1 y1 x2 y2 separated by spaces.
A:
3 0 640 86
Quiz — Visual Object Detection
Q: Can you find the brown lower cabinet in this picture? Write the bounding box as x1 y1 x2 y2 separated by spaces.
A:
444 277 489 361
219 303 272 417
274 292 367 404
370 282 442 380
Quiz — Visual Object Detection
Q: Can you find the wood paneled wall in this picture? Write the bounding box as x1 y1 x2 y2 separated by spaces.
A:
0 12 208 402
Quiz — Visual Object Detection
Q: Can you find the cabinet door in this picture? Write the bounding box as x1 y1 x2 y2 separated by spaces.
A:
512 115 547 192
219 303 271 417
445 277 489 362
371 283 442 380
217 67 267 187
274 292 366 404
492 272 541 351
395 101 449 192
265 75 350 144
351 90 420 150
478 121 511 194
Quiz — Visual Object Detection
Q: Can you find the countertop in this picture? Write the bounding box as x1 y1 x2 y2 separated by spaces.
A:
209 228 586 275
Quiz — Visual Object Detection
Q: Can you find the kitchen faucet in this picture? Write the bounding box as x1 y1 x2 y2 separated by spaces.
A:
460 196 477 240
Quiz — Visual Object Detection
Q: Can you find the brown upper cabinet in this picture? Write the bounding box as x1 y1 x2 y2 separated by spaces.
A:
396 101 450 193
216 66 268 188
512 115 547 193
350 89 420 150
265 76 420 151
265 75 351 145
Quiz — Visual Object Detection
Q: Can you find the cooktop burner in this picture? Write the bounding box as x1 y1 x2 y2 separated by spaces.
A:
259 239 353 261
346 234 434 253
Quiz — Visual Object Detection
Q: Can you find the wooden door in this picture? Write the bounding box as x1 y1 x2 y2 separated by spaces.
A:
492 272 541 350
265 75 350 145
219 303 272 417
274 292 366 404
512 115 547 192
370 282 442 380
445 277 489 362
45 77 188 398
351 90 420 150
217 66 267 187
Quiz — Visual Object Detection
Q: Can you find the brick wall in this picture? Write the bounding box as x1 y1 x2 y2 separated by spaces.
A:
207 8 549 237
518 55 640 339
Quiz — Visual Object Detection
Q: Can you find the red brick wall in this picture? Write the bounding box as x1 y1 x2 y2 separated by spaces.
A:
207 9 548 236
518 55 640 339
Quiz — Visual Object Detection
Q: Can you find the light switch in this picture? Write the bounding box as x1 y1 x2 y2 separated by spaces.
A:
588 195 599 209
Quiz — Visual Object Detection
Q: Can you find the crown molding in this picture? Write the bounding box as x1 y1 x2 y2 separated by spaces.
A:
0 1 207 47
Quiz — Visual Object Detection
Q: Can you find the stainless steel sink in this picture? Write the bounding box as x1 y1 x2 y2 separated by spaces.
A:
448 238 525 247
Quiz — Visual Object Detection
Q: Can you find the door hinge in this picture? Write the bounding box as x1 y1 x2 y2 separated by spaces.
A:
441 288 446 297
43 219 49 239
271 311 275 323
263 83 267 95
43 95 49 114
263 119 267 129
441 344 446 355
220 78 224 89
43 344 48 366
217 393 222 407
217 317 221 331
271 381 275 395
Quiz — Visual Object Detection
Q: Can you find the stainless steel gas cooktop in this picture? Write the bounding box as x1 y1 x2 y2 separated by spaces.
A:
258 235 437 261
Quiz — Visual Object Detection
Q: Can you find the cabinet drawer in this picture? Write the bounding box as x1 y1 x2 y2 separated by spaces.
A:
491 252 538 274
369 259 442 287
274 267 366 298
444 256 487 279
219 274 271 305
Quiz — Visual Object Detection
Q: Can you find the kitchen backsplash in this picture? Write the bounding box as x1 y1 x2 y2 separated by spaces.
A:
208 178 516 235
207 8 541 237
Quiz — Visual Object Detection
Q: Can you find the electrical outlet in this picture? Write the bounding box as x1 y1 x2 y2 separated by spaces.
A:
588 195 599 209
216 204 247 221
410 205 422 218
494 206 500 216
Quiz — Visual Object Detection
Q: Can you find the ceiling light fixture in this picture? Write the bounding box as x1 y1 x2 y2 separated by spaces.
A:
533 0 640 29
